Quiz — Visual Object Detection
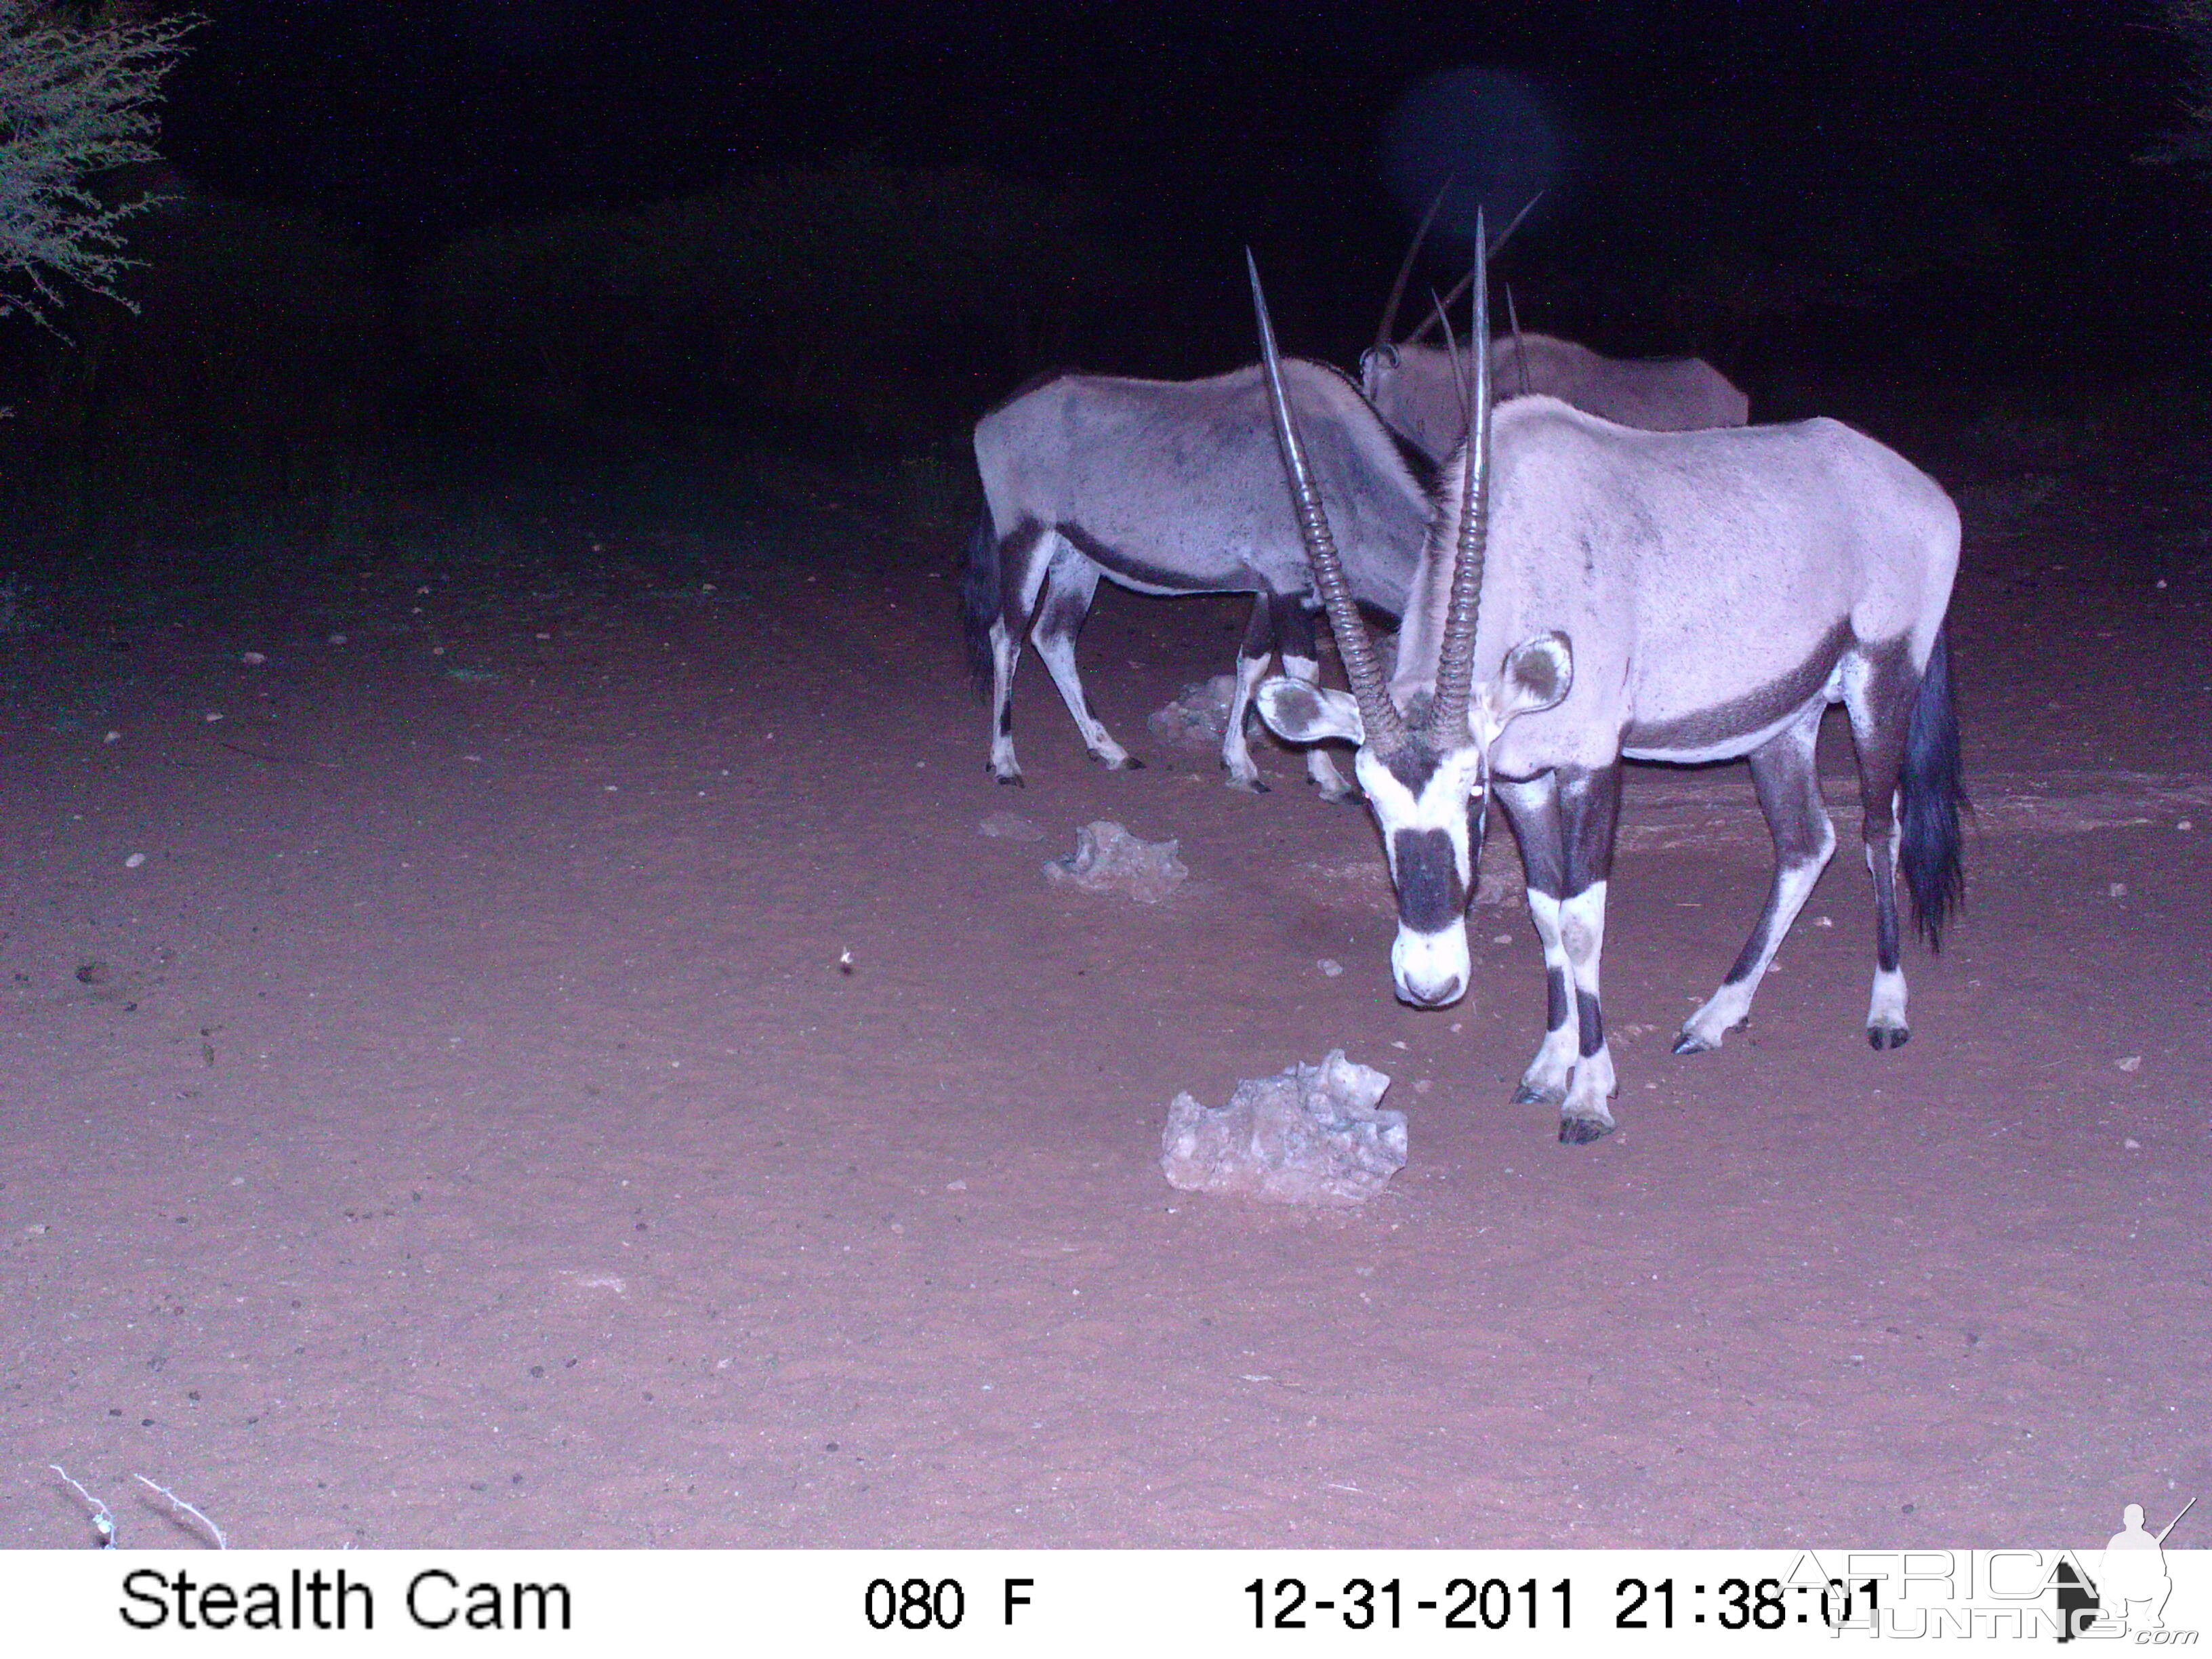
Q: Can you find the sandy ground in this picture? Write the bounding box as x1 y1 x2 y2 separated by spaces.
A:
3 432 2208 1551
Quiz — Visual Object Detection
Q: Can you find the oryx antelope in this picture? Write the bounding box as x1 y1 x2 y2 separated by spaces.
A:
963 362 1433 796
1362 194 1748 457
1248 237 1963 1144
1362 336 1752 462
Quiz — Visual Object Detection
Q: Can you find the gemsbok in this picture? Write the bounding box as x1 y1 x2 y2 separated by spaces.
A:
1248 228 1964 1143
1364 335 1751 459
963 361 1434 796
1361 197 1749 456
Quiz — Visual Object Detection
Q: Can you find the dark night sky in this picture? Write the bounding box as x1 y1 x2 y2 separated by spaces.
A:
161 2 2194 250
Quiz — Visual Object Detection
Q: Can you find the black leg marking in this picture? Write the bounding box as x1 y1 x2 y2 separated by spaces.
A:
1240 592 1276 661
1679 705 1835 1053
1576 989 1605 1059
1555 764 1624 1141
985 520 1053 779
1275 594 1318 661
1558 764 1624 891
1847 640 1921 1050
1546 966 1569 1032
1030 548 1141 771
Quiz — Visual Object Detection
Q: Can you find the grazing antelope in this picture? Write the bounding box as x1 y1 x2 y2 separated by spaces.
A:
1248 231 1963 1143
1364 335 1751 460
1361 196 1748 457
962 361 1433 796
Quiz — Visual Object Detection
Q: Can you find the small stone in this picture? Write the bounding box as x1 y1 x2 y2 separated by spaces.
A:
2116 1055 2142 1072
327 633 348 645
103 731 120 744
1492 934 1513 945
1318 958 1343 977
2179 820 2194 832
1044 821 1187 904
203 711 224 722
979 811 1044 842
1813 915 1833 928
1148 676 1242 750
241 651 267 666
2108 882 2127 898
2123 1138 2142 1149
123 853 146 869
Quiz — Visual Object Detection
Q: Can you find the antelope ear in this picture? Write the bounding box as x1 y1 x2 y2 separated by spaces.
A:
1470 631 1572 742
1256 678 1364 746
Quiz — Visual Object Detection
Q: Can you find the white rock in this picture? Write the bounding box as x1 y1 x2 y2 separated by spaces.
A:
1161 1050 1406 1208
1044 821 1187 904
1147 676 1240 750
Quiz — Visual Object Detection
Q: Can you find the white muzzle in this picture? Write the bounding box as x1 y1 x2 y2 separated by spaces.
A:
1391 924 1469 1008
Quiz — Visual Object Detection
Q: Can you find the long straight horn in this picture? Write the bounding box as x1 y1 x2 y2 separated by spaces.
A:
1505 283 1530 396
1405 187 1544 346
1374 178 1453 352
1427 211 1493 740
1246 251 1408 752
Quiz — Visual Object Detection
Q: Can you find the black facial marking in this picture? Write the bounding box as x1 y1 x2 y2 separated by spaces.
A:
1383 744 1441 796
1546 967 1570 1031
1576 989 1605 1058
1467 790 1489 869
1390 827 1463 933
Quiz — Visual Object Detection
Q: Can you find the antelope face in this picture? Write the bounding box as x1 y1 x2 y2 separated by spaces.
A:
1257 632 1570 1009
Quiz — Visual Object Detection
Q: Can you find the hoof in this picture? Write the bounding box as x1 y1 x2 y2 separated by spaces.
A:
1513 1081 1565 1107
995 773 1025 788
1317 785 1366 806
1867 1025 1909 1050
1225 774 1271 794
1105 755 1146 771
1671 1029 1716 1056
1558 1113 1616 1146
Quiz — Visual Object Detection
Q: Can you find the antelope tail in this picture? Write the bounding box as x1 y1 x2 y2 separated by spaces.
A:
1899 625 1967 947
959 505 1000 693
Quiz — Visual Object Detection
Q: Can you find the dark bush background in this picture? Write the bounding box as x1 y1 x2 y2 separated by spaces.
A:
0 1 2205 566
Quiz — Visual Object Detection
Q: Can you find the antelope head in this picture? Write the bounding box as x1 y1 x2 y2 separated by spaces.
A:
1247 228 1570 1009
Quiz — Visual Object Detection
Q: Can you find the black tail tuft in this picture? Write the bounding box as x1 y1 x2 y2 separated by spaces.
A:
1899 624 1968 949
958 506 999 695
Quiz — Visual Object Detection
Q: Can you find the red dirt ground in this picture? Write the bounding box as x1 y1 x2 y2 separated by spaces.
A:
4 436 2208 1550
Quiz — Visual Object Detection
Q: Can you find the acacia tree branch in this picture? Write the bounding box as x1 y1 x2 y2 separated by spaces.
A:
0 2 199 327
